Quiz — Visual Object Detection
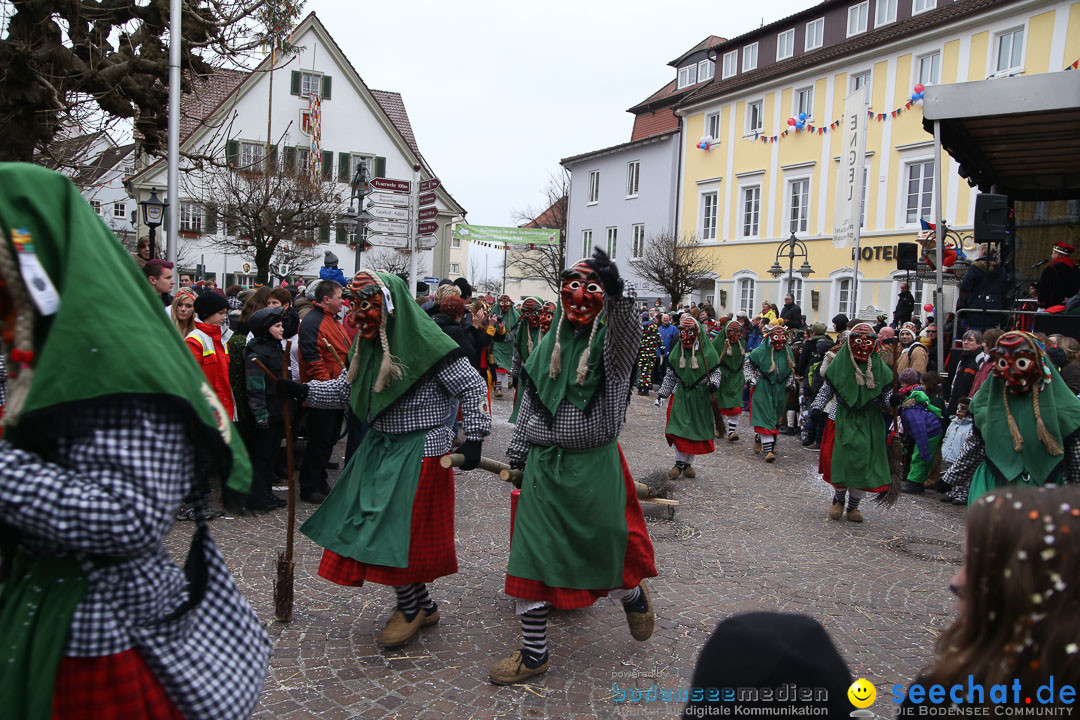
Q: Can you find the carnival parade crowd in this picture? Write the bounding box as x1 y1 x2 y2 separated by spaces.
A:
1 165 1079 718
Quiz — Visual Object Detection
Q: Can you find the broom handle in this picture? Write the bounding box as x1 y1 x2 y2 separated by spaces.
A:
252 352 297 565
323 338 344 373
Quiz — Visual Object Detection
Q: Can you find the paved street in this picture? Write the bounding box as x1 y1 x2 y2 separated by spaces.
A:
167 391 966 719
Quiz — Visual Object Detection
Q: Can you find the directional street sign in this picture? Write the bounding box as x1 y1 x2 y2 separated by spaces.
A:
417 206 438 221
368 219 410 235
417 221 438 235
419 178 441 193
366 234 409 248
416 235 438 250
418 192 437 207
369 205 410 221
369 191 409 207
371 177 410 193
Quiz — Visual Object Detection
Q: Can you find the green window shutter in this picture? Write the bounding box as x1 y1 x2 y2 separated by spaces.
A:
321 75 332 100
335 224 348 244
204 202 218 234
374 156 386 178
226 140 239 167
319 224 331 244
290 71 301 96
284 146 296 171
338 152 350 183
321 150 333 181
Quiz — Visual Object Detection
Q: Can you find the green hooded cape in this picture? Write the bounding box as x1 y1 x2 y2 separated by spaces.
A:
747 336 794 430
664 322 720 441
346 272 461 421
711 324 746 410
0 163 250 493
523 306 606 415
823 342 894 491
492 303 520 369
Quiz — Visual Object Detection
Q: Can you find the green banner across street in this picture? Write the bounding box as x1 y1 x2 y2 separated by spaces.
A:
453 224 561 245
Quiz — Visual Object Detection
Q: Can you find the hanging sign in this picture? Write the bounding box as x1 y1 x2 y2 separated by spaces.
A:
833 88 868 249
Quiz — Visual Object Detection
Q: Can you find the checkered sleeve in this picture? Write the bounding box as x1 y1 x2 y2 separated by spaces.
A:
743 355 760 385
811 380 834 414
0 353 6 408
1064 433 1080 485
506 386 535 464
942 431 985 489
305 370 351 409
437 355 491 441
658 365 676 399
604 296 642 378
708 365 722 390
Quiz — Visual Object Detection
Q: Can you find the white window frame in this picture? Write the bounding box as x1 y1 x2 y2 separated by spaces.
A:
833 275 857 318
451 234 461 249
794 86 814 120
179 201 203 234
912 0 936 15
776 29 795 61
350 154 373 182
782 277 804 309
745 99 764 135
850 70 871 94
631 223 646 259
90 199 102 215
449 262 460 275
876 0 897 27
300 71 322 98
706 112 721 140
587 170 599 204
701 191 719 241
677 64 697 89
847 1 869 37
743 43 758 71
900 157 935 227
785 176 811 235
581 229 593 258
992 26 1025 75
721 50 738 79
917 51 941 86
805 18 824 51
698 59 714 81
606 226 618 259
733 272 758 316
239 141 264 169
626 161 640 198
113 201 126 218
739 184 762 238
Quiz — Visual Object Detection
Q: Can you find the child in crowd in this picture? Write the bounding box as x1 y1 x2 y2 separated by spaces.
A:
243 307 293 512
939 397 972 506
898 369 945 495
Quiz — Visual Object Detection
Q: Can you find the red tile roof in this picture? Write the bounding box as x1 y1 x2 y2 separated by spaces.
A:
520 195 567 229
178 69 248 144
631 108 680 142
369 90 420 158
668 35 727 66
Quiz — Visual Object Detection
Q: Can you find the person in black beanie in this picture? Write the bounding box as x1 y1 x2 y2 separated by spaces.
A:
683 612 853 719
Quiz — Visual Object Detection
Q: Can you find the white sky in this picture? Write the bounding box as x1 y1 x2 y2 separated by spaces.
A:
315 0 809 229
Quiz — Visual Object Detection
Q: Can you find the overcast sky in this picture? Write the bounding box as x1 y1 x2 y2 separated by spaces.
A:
316 0 808 232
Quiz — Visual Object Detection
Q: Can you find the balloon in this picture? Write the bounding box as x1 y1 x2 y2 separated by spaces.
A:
796 121 804 130
923 303 934 313
798 112 807 121
914 83 925 94
787 117 797 126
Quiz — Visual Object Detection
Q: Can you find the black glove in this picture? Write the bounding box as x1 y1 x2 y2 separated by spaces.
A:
590 246 624 299
889 393 903 408
278 379 309 401
509 457 526 471
459 439 482 471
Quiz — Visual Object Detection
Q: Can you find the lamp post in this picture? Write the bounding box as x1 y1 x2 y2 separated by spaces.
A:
139 188 166 260
768 232 814 311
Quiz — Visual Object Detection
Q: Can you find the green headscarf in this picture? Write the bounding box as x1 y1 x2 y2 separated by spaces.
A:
345 272 461 421
0 163 251 493
713 320 745 374
513 297 544 363
523 304 606 415
747 330 794 384
824 341 894 410
667 319 720 387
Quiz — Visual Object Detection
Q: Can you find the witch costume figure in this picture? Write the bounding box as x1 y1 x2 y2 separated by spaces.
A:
712 319 747 441
509 296 544 423
0 164 269 720
299 270 490 649
744 325 797 462
811 323 895 523
942 331 1080 505
492 294 519 398
496 248 658 685
655 315 721 479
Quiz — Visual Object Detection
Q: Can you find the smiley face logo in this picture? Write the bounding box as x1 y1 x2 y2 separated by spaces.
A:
847 678 877 709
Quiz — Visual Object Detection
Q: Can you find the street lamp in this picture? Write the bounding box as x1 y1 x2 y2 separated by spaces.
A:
343 160 374 269
139 188 166 260
768 232 814 303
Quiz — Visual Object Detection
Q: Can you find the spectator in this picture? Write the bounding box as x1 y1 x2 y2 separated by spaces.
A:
657 313 679 355
423 279 457 314
297 279 351 504
1057 337 1080 395
1038 241 1080 308
946 330 982 416
893 281 915 326
170 287 198 337
939 397 972 503
131 235 151 268
242 306 294 512
779 293 803 330
969 327 1004 396
270 286 301 378
318 250 347 288
185 291 234 424
873 313 889 333
897 323 929 375
178 273 193 288
957 245 1006 331
924 323 940 373
759 300 777 322
142 258 174 309
746 316 764 351
830 312 849 334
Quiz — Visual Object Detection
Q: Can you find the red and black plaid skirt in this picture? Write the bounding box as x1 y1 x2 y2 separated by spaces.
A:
664 394 715 455
318 456 457 587
504 446 658 610
819 418 835 482
719 406 742 417
52 648 183 720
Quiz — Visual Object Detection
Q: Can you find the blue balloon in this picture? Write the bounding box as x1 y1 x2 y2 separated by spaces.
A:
796 121 805 130
799 112 807 121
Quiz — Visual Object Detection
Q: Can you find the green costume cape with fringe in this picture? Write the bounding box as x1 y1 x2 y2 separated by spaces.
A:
824 342 894 491
523 307 607 414
712 329 746 410
747 338 794 431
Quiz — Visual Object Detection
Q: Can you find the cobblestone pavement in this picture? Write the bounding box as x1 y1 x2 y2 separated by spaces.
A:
167 390 966 719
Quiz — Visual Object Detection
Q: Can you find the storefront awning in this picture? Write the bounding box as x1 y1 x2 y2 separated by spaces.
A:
922 71 1080 200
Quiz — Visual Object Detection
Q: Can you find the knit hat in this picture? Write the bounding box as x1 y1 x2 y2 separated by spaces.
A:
810 322 827 335
899 368 921 386
324 250 339 267
193 291 229 320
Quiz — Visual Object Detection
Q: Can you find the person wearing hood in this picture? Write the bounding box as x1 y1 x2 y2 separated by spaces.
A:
186 291 235 422
710 319 747 442
0 164 269 719
509 297 545 420
744 325 797 463
896 322 929 376
655 316 722 479
243 307 295 512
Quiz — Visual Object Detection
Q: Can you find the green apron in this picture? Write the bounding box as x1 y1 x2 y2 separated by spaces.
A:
0 553 89 720
749 376 787 430
508 441 627 589
300 428 426 568
968 463 1040 505
830 398 891 490
714 355 745 410
667 385 716 442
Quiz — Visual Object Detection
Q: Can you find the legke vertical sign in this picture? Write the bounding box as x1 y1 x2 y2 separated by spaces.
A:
833 89 868 249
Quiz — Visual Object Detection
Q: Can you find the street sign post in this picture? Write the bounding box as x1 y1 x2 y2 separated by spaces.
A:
418 192 437 207
416 235 438 250
369 191 409 207
368 205 410 221
366 234 410 248
417 206 438 221
368 219 410 235
417 221 438 235
371 178 411 193
419 178 441 193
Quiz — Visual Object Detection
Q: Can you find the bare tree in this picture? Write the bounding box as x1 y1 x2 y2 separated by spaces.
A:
468 256 483 285
508 170 569 294
186 150 339 284
364 248 428 278
635 231 715 308
479 277 502 295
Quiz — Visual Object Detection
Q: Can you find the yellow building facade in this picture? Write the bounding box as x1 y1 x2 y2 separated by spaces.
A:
677 0 1080 325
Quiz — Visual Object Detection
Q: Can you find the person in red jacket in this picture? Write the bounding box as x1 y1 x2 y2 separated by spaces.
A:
185 292 235 421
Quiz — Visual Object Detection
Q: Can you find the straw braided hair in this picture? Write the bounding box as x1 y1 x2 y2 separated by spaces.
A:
1000 332 1064 456
721 319 741 357
0 235 36 425
346 271 403 391
847 322 877 390
548 310 601 386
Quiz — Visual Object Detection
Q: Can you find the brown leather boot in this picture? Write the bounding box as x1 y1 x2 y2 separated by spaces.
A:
828 502 844 521
682 465 696 479
489 650 550 685
377 610 424 648
624 581 655 641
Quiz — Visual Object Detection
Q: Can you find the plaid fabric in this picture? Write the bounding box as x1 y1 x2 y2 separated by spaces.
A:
306 354 490 457
811 378 894 420
941 427 1080 493
0 353 6 409
507 297 640 462
52 649 183 720
0 399 194 657
663 395 715 454
317 456 457 586
504 446 657 610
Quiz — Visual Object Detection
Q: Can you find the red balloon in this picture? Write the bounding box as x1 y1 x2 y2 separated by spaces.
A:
914 83 925 94
787 117 797 126
923 303 934 313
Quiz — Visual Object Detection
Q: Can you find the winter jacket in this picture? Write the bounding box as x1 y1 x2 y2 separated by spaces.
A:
658 323 679 355
899 389 944 463
779 302 803 329
433 312 478 368
796 335 832 380
298 304 350 382
946 350 981 415
185 321 235 420
896 342 929 376
942 415 973 465
1060 361 1080 396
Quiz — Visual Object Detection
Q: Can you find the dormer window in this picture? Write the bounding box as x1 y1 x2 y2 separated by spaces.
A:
677 64 698 89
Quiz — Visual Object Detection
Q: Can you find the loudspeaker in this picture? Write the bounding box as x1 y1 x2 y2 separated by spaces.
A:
896 242 919 271
974 193 1008 243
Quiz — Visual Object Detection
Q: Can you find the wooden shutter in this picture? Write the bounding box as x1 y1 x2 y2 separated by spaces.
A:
338 152 350 183
321 75 332 100
226 140 239 168
319 224 331 244
290 71 301 96
204 203 217 234
374 156 386 178
321 151 333 181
